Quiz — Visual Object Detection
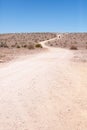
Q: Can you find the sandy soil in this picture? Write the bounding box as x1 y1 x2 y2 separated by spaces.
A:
0 48 47 63
0 37 87 130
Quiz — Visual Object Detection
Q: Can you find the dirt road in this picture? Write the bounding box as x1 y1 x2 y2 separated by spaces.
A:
0 37 87 130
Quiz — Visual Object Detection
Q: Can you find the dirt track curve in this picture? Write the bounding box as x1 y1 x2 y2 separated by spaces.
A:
0 37 87 130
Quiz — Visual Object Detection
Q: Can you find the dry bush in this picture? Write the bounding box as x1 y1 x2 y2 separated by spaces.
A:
70 45 78 50
50 44 53 46
0 33 56 49
22 44 27 48
0 42 8 48
28 44 35 49
4 43 8 48
0 42 4 47
16 44 21 48
35 43 42 48
1 33 87 50
11 45 15 48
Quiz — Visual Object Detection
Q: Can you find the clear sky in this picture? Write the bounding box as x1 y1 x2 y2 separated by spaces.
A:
0 0 87 33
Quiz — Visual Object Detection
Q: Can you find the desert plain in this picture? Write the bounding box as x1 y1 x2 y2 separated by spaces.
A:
0 33 87 130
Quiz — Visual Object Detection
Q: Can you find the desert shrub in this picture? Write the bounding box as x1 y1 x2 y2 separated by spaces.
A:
15 42 18 45
0 42 4 47
16 45 21 48
28 44 35 49
70 45 78 50
35 39 39 43
35 43 42 48
22 44 27 48
50 44 53 46
4 43 8 48
11 44 15 48
0 42 8 48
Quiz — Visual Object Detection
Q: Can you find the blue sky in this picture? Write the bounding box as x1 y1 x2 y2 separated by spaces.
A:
0 0 87 33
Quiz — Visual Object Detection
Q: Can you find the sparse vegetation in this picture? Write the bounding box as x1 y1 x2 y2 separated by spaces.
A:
70 45 78 50
28 44 35 49
35 43 42 48
0 33 87 63
50 44 53 46
46 33 87 50
22 44 27 48
0 42 4 47
0 33 56 50
0 42 8 48
16 45 21 48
